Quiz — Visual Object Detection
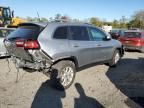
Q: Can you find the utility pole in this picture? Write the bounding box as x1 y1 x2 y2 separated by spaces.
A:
37 11 41 22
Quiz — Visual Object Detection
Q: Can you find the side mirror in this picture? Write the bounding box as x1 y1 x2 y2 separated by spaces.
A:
105 35 111 40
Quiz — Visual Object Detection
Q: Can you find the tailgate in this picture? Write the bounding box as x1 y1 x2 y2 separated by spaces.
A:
4 40 33 61
123 38 141 46
4 23 47 61
123 32 142 46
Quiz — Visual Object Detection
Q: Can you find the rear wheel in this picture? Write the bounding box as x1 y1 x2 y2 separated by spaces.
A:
50 60 76 90
108 50 120 67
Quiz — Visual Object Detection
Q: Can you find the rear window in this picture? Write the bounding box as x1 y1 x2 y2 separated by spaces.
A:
7 26 42 40
124 32 141 38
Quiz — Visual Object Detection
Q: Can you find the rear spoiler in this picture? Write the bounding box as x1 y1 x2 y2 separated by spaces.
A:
18 22 48 28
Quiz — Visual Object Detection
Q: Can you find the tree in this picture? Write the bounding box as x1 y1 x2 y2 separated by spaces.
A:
49 17 53 22
26 17 48 22
112 20 120 28
40 17 48 22
72 18 80 22
26 17 33 22
119 16 127 28
90 17 102 27
54 14 62 20
61 15 71 22
131 10 144 29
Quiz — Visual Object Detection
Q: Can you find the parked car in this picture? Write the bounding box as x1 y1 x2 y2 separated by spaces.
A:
0 27 15 57
119 30 144 52
110 29 126 40
4 22 124 90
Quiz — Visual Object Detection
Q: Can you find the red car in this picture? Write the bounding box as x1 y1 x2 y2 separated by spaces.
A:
119 30 144 52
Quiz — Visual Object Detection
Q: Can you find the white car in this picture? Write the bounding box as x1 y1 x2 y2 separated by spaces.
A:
0 27 15 57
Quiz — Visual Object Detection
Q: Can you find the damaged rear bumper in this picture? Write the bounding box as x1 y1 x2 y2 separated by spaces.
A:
11 49 54 71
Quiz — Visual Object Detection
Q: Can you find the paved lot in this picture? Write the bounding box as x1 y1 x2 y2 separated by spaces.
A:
0 52 144 108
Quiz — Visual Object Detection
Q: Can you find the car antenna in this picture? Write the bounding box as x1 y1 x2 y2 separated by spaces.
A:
37 11 41 22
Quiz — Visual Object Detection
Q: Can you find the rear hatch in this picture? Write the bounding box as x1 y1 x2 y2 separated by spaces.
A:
120 32 142 46
4 23 47 61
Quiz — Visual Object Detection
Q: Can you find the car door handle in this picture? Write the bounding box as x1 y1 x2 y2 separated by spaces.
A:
96 44 101 46
73 45 79 47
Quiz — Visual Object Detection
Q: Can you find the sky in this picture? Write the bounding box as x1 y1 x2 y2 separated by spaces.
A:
0 0 144 21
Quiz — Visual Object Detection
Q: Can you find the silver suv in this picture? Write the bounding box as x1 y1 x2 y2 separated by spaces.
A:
4 22 124 90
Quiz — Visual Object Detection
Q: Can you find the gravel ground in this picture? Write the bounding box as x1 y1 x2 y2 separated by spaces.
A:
0 51 144 108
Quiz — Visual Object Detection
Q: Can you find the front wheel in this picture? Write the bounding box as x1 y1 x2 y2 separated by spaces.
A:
50 60 76 90
108 50 120 67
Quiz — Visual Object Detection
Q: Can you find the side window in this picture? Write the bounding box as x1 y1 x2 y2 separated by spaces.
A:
89 27 106 41
70 26 90 41
53 27 68 39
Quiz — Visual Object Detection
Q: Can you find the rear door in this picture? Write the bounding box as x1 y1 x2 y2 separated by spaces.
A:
68 26 96 67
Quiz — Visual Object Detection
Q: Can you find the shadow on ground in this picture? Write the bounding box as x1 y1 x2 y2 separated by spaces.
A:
31 81 104 108
31 80 66 108
74 83 104 108
106 57 144 108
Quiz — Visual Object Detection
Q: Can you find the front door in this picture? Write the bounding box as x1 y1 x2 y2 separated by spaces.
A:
88 27 113 62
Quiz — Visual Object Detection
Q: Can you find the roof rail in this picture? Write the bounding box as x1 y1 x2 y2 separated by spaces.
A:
51 19 70 23
84 23 92 25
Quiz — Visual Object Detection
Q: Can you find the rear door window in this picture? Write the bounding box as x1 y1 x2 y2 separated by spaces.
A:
69 26 90 41
53 26 68 39
7 26 42 40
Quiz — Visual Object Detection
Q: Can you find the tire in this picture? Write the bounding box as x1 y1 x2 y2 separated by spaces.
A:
108 50 120 67
50 60 76 90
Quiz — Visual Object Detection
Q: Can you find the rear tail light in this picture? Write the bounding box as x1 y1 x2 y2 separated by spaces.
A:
24 40 39 49
16 40 24 47
16 40 39 49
